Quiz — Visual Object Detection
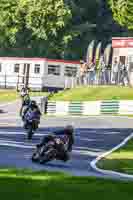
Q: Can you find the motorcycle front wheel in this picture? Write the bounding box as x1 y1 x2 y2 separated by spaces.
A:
32 151 40 162
32 146 45 162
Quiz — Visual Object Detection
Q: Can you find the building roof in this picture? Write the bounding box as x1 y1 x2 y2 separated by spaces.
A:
112 37 133 40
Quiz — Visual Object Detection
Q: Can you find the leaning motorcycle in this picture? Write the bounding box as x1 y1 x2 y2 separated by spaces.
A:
32 138 68 164
32 141 57 163
24 110 39 140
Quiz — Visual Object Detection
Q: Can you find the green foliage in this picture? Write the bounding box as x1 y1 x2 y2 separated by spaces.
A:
0 0 131 59
108 0 133 30
63 0 98 59
0 0 71 45
0 0 18 45
26 0 71 40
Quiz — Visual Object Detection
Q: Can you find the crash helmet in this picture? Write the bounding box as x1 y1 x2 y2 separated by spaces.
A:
64 125 74 136
30 100 37 107
24 96 31 105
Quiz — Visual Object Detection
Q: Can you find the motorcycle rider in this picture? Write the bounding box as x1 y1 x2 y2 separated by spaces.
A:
36 125 74 162
20 86 30 98
23 100 41 130
20 86 30 104
20 86 30 116
20 95 31 117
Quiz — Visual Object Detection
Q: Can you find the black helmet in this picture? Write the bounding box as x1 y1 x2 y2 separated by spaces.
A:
30 100 37 106
64 125 74 135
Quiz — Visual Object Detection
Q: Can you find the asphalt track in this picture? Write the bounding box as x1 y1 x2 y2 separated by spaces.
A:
0 101 133 180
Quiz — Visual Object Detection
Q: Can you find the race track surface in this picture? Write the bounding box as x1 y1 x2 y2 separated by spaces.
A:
0 101 133 180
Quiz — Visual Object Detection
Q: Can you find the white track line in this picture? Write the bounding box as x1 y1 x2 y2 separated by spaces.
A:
0 140 100 157
0 142 34 149
90 132 133 179
0 139 35 145
0 131 49 136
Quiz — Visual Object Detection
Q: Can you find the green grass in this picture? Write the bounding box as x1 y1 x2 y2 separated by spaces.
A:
30 91 49 97
97 138 133 174
49 86 133 101
0 89 49 102
0 89 19 102
1 86 133 102
0 168 133 200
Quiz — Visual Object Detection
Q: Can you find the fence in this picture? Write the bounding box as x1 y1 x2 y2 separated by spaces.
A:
0 68 131 91
0 74 42 90
64 68 130 88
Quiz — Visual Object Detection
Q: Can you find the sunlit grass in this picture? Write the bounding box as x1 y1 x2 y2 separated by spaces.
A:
0 89 49 102
1 86 133 102
0 90 18 102
0 168 133 200
97 138 133 174
49 86 133 101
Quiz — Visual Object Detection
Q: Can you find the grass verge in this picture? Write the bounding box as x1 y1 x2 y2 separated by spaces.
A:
0 89 48 102
97 137 133 175
49 86 133 101
0 168 133 199
1 86 133 102
0 90 19 102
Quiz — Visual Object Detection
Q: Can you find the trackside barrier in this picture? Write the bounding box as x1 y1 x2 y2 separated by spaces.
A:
46 101 101 115
46 100 133 115
119 101 133 115
83 101 101 115
100 100 119 114
69 102 83 115
47 101 56 115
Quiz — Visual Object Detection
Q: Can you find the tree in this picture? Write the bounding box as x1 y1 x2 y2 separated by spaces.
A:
0 0 71 46
0 0 131 59
62 0 97 59
108 0 133 30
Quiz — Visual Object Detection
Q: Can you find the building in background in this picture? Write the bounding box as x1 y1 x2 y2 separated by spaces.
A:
112 37 133 86
0 57 80 91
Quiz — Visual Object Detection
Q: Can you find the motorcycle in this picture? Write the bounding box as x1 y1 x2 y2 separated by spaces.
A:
24 110 39 140
32 141 57 163
32 137 69 164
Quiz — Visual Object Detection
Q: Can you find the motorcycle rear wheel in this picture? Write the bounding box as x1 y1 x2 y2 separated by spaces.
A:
27 124 34 140
39 148 57 164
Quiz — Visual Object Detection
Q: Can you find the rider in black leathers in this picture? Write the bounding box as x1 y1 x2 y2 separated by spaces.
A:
23 100 41 130
20 96 31 117
36 125 74 162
